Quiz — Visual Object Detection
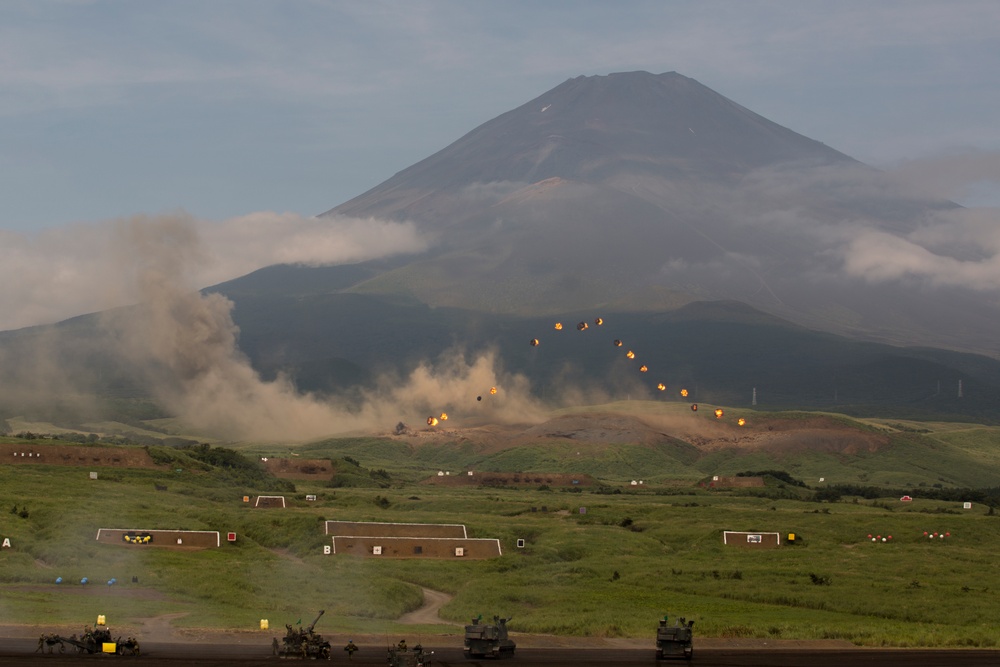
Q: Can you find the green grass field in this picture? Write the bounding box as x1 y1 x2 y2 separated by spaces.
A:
2 440 999 647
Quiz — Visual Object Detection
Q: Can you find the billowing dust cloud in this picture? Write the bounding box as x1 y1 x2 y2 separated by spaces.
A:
101 215 546 441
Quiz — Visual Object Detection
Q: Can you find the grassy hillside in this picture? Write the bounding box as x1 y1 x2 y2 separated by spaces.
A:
2 431 1000 647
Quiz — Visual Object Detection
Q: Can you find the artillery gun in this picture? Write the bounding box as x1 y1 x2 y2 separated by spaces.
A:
386 640 432 667
463 615 515 659
272 610 332 659
655 616 694 661
56 626 140 656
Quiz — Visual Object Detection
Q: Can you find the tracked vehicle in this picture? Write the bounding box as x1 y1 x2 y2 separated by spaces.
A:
655 616 694 661
464 615 515 659
273 610 332 659
386 641 432 667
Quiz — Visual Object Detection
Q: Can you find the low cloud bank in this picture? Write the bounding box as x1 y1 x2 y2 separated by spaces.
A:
0 210 425 332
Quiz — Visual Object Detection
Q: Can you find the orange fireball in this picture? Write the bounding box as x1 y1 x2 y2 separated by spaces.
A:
530 338 539 346
639 365 648 372
554 322 563 330
680 388 689 397
626 350 635 359
657 383 666 391
613 339 623 347
714 408 724 419
737 418 746 426
427 416 439 426
595 317 604 326
490 386 497 395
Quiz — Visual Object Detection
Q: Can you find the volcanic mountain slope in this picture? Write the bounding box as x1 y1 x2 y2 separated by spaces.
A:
253 70 994 355
5 71 1000 432
205 72 1000 419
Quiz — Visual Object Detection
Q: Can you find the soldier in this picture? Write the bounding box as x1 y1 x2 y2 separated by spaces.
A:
36 635 44 653
344 640 358 659
397 639 407 651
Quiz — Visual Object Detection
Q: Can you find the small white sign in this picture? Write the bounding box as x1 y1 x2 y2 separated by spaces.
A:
373 546 382 555
2 537 11 548
963 502 972 509
323 545 331 555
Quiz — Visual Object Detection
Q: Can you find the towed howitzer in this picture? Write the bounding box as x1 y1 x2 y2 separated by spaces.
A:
655 616 694 661
463 615 515 659
273 610 332 659
55 626 140 656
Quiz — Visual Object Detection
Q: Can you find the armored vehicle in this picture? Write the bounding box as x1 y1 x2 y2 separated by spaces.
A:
273 610 332 659
463 615 515 659
386 641 432 667
655 616 694 661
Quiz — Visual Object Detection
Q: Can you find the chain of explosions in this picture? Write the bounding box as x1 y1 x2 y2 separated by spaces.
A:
104 217 543 441
520 315 746 428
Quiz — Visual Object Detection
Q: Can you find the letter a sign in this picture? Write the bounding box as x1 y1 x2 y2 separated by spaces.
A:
2 538 11 548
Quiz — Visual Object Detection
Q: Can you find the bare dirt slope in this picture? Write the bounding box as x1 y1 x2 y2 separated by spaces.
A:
389 411 889 457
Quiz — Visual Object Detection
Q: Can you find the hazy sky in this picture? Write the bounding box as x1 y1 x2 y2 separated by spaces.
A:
3 0 999 232
2 0 1000 333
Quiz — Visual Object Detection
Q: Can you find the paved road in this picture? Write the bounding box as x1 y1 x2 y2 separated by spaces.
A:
4 638 1000 667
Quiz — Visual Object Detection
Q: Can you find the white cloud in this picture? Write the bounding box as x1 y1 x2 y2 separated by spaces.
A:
0 211 425 331
840 207 1000 291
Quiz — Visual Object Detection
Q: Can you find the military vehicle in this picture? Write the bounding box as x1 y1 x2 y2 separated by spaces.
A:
56 626 140 655
272 610 332 659
655 616 694 661
386 640 432 667
463 615 515 659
